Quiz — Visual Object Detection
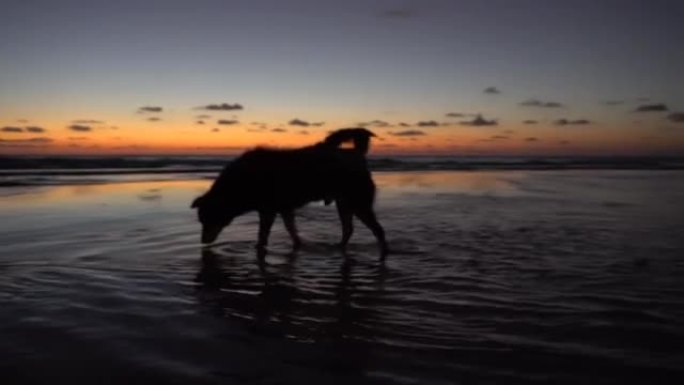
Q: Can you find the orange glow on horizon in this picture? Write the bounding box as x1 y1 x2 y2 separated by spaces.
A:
1 115 683 156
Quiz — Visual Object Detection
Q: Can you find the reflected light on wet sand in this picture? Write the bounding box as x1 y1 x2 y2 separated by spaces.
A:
0 171 527 210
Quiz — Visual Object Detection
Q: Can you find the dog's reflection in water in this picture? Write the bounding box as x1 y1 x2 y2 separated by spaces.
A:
195 247 386 343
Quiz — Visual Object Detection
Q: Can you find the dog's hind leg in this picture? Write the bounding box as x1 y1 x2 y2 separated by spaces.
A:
355 207 388 260
281 210 301 250
257 210 276 252
336 200 354 250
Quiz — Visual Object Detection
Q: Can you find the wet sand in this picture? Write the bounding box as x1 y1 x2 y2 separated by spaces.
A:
1 170 684 384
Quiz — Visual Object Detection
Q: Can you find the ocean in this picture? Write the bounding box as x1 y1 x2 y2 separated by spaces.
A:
1 156 683 384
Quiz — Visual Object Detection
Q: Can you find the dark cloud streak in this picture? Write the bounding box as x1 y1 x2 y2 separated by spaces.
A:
288 118 323 127
460 114 498 126
634 103 668 112
520 99 563 108
358 120 391 127
200 103 243 111
68 124 92 132
138 106 163 113
445 113 467 118
217 119 239 125
554 119 591 126
417 120 439 127
389 130 426 136
72 119 104 124
0 137 53 146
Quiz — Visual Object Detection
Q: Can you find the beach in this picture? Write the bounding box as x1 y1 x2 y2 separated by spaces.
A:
1 169 684 384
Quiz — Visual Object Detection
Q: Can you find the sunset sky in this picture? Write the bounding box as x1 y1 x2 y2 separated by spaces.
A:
1 0 683 156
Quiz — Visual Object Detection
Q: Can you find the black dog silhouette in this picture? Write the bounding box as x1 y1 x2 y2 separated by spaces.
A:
191 128 388 258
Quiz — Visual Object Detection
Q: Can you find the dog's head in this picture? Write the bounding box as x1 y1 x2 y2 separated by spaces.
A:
191 194 236 244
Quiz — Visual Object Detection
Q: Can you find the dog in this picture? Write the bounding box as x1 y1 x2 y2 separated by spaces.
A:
191 128 388 258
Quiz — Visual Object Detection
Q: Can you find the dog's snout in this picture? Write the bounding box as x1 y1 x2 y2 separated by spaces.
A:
201 226 222 244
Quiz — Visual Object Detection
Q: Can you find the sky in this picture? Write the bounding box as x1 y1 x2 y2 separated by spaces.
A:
1 0 683 156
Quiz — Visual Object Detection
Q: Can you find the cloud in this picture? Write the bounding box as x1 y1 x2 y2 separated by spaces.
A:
520 99 563 108
288 118 319 127
460 114 498 126
68 137 89 141
389 130 426 136
602 100 625 106
484 87 500 94
525 137 539 142
7 126 44 134
138 106 163 113
667 112 684 122
298 130 309 135
217 119 239 125
445 113 467 118
490 135 509 140
211 128 220 133
147 117 161 122
358 120 391 127
0 137 53 146
311 122 325 127
196 114 211 119
271 128 287 133
68 124 92 132
200 103 243 111
398 122 411 127
417 120 439 127
196 120 205 125
523 120 538 124
554 119 591 126
289 118 309 126
72 119 103 124
379 9 415 18
634 103 668 112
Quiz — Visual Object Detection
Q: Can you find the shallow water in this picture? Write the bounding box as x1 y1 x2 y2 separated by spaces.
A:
1 170 683 384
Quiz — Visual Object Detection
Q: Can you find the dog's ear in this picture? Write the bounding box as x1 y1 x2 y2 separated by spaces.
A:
191 195 204 209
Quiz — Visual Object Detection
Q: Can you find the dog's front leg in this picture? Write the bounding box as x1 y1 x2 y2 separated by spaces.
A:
257 210 276 251
281 210 301 250
336 200 354 249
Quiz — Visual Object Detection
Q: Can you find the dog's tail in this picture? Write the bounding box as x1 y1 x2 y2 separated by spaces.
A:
323 127 376 155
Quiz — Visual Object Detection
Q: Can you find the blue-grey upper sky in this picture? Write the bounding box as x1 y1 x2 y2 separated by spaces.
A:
1 0 683 154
